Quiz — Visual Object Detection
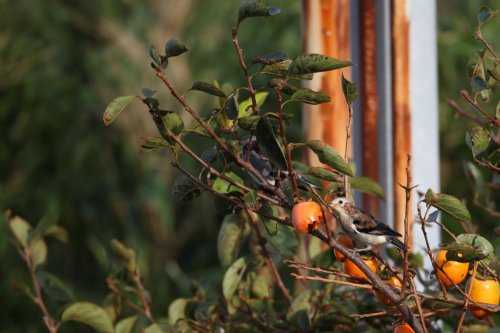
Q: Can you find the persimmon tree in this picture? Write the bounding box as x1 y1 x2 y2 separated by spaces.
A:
7 2 500 333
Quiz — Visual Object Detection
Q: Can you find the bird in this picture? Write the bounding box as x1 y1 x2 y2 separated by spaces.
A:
328 197 407 252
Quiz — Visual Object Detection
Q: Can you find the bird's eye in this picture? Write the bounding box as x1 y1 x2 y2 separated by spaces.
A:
339 200 344 204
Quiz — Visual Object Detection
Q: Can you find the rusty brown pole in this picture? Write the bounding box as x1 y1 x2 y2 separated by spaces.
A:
358 0 379 217
391 0 412 245
302 0 351 167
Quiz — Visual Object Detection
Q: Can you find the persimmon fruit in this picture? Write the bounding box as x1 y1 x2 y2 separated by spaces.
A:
375 276 403 306
334 233 353 262
394 322 414 333
343 257 377 281
434 250 469 288
467 276 500 320
291 201 324 233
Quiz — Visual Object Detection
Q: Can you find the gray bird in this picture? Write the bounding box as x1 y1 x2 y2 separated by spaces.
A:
328 197 407 252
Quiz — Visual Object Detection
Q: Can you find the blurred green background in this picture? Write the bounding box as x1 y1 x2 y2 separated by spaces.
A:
0 0 497 331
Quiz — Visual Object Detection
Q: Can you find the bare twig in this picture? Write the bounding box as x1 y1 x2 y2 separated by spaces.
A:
401 154 412 301
460 90 500 126
232 24 259 115
408 278 428 333
21 248 58 333
290 272 373 289
447 99 485 125
456 262 477 333
275 87 299 200
132 269 153 322
475 29 498 61
343 105 353 193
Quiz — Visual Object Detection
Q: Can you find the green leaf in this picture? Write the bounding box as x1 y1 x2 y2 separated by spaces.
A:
238 115 261 131
168 298 189 324
61 302 114 333
478 7 496 24
307 167 339 182
149 45 162 66
238 91 268 118
472 76 489 92
44 225 69 243
144 323 165 333
444 243 488 263
212 172 244 194
103 96 136 126
252 52 288 65
306 140 353 176
110 239 137 274
223 256 249 300
424 189 471 222
164 37 188 58
190 81 226 97
8 215 32 248
259 201 279 236
251 274 270 299
466 126 490 156
36 271 74 302
288 54 352 76
256 115 287 169
268 223 298 257
456 234 494 263
102 293 120 323
349 177 385 200
115 316 139 333
140 137 171 153
288 88 330 105
30 238 48 268
217 213 251 268
28 213 58 243
172 174 202 201
287 290 312 322
238 0 281 23
341 73 358 106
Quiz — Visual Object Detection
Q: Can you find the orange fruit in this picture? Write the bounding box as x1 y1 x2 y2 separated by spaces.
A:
434 250 469 288
394 322 414 333
334 233 353 262
343 257 377 281
375 276 403 306
291 201 324 233
467 276 500 320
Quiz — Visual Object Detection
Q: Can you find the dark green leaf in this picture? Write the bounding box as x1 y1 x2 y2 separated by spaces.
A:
103 96 136 126
466 126 490 156
217 213 251 268
190 81 226 97
288 88 330 105
142 88 157 98
238 0 281 22
472 76 489 92
349 177 385 200
261 60 313 80
164 37 188 58
288 54 352 76
287 290 311 322
259 201 279 236
444 243 488 263
238 115 261 131
456 234 494 263
149 45 162 66
224 94 239 120
61 302 114 333
478 7 496 24
172 175 201 201
268 224 298 257
341 73 358 106
308 167 339 182
424 189 471 222
256 115 287 169
140 137 171 153
306 140 353 176
252 52 288 65
36 271 74 302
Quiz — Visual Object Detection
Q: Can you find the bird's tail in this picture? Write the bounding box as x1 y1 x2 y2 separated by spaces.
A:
389 237 407 252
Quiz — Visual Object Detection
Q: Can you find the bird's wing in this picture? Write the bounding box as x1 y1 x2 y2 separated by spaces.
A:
351 207 402 237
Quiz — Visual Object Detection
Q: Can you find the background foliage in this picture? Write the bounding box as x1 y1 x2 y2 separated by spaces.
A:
0 0 496 331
